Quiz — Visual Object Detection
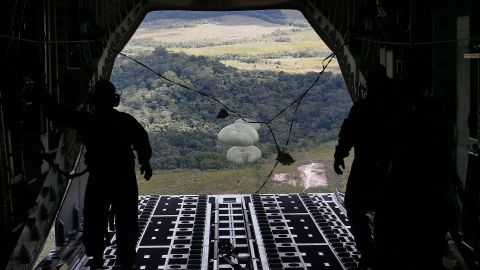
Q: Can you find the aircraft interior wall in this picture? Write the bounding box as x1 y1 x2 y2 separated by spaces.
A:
0 0 479 269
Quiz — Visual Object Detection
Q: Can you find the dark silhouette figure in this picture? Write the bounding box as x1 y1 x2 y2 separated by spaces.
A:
43 80 152 269
334 63 391 268
373 74 454 269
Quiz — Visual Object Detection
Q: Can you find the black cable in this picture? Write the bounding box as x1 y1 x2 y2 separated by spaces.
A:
282 52 337 153
0 33 102 44
40 141 89 179
116 50 243 118
3 32 480 46
266 52 333 124
254 160 280 194
49 162 89 178
352 36 480 46
114 48 282 152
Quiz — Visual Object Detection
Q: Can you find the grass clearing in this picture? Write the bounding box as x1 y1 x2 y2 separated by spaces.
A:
167 37 327 57
138 141 352 195
220 57 339 74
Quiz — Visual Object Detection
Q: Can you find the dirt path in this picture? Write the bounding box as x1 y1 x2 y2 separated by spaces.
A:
298 163 327 190
272 162 328 190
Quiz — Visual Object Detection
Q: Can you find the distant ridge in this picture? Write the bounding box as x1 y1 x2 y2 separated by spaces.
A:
143 10 288 25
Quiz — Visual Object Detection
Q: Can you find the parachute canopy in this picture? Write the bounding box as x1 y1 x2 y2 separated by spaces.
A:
218 123 259 146
226 146 262 165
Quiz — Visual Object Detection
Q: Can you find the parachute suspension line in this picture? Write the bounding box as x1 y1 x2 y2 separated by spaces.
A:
281 51 337 153
112 43 344 194
255 160 280 194
116 51 260 122
255 45 344 193
115 49 280 152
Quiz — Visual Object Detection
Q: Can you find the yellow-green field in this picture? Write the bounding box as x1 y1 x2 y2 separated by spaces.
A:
123 15 339 74
138 141 352 195
133 15 293 43
220 57 340 74
167 30 328 56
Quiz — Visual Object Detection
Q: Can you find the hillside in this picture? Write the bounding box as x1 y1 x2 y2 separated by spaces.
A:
111 48 351 170
123 10 339 74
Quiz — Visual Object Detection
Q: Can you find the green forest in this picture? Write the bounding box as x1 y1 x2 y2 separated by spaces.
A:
111 48 351 170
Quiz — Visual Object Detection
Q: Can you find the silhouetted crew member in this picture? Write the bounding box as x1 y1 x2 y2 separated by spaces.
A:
333 63 390 268
374 74 454 269
43 80 152 269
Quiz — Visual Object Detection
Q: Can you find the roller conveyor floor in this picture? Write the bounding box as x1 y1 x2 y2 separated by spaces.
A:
40 193 360 270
